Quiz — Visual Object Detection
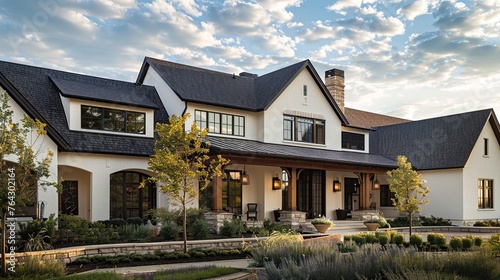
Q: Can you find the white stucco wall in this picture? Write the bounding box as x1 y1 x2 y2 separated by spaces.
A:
419 169 463 223
462 117 500 223
58 152 163 221
142 66 185 117
263 69 343 150
5 93 59 220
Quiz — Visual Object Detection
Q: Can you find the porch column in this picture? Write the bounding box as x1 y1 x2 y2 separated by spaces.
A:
287 168 297 211
362 173 370 209
212 175 223 211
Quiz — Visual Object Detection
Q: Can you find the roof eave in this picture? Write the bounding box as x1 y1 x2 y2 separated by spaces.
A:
0 72 72 151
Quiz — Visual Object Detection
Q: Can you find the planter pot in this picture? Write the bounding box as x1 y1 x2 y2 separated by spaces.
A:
313 224 331 233
364 222 380 231
335 209 348 220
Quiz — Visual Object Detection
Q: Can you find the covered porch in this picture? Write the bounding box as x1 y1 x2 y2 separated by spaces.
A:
202 136 396 231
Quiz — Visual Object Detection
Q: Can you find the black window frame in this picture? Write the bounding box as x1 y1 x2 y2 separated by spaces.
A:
342 132 365 150
283 115 325 144
195 110 245 137
81 105 145 134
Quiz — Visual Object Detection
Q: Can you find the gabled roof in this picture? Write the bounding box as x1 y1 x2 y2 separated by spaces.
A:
137 57 348 124
0 60 169 156
370 109 497 170
207 136 396 169
345 107 410 129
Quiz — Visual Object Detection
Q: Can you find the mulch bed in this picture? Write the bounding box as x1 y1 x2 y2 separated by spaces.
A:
65 253 249 275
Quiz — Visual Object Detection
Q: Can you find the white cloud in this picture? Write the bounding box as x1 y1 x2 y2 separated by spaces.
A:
327 0 363 11
397 0 429 21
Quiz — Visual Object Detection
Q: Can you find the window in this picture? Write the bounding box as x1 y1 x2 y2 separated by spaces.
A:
222 170 242 214
283 115 325 144
342 132 365 150
380 185 395 207
81 105 145 134
303 85 307 96
110 172 156 220
59 181 78 215
484 138 489 156
195 110 245 136
478 179 493 209
281 169 289 210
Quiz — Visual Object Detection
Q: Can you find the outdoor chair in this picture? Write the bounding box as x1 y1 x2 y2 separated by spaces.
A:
246 203 258 220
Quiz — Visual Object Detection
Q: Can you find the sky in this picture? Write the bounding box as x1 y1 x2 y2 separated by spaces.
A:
0 0 498 120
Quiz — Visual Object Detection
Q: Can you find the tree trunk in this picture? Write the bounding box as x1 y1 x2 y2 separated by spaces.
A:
183 203 187 254
408 212 413 236
1 210 7 277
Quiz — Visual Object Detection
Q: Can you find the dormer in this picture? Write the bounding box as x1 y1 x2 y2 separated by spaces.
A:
50 76 157 138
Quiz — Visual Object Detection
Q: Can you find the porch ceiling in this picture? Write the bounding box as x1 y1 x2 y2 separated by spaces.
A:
207 136 396 173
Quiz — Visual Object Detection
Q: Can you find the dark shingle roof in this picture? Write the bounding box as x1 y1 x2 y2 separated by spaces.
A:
207 136 396 168
370 109 495 170
345 107 410 129
137 57 348 123
0 60 169 156
50 76 159 109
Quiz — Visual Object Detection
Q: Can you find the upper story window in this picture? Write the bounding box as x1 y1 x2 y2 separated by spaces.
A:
484 138 489 156
342 132 365 150
81 105 145 134
303 85 307 96
283 115 325 144
478 179 493 209
195 110 245 137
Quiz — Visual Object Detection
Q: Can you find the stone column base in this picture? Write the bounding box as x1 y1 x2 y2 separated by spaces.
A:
204 211 234 234
278 211 307 230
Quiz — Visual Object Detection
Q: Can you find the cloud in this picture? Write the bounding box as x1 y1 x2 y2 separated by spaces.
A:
397 0 429 21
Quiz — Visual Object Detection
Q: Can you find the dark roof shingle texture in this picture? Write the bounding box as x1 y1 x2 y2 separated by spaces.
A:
370 109 493 170
0 60 169 156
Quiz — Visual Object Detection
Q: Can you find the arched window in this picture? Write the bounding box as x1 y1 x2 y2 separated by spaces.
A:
110 171 156 220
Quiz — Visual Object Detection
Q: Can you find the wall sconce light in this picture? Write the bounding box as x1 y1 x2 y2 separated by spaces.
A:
333 178 341 192
241 164 250 185
373 174 380 190
272 175 282 190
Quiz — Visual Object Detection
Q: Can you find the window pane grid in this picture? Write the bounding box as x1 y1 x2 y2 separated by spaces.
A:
478 179 493 209
81 105 145 134
283 115 324 144
195 110 245 136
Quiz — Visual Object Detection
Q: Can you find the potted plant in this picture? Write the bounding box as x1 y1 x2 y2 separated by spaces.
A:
311 216 335 233
363 215 387 231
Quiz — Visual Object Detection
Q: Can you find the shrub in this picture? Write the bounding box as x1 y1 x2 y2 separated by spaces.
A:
191 218 212 240
427 233 436 244
248 226 269 237
449 237 463 250
220 218 246 237
134 225 153 242
474 236 483 247
110 218 127 228
409 233 423 247
127 217 144 226
118 224 137 242
393 233 405 245
434 233 446 246
160 221 180 241
378 234 389 246
19 214 57 246
16 255 65 279
420 215 452 226
84 221 114 244
462 237 473 250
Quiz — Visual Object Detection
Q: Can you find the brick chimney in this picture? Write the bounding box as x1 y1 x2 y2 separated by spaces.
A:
325 69 345 113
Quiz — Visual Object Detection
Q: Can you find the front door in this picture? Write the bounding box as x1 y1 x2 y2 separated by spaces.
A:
297 169 325 219
344 178 360 211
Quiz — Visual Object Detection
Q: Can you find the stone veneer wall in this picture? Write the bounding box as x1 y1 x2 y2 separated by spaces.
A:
13 236 266 264
279 211 306 230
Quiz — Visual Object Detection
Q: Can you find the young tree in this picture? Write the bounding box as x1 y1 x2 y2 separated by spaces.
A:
0 92 58 276
146 114 229 253
387 155 429 236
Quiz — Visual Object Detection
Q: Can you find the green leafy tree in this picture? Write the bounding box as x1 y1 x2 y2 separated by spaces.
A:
146 113 229 253
387 155 429 235
0 92 59 276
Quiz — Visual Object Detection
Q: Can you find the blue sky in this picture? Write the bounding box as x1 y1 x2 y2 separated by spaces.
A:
0 0 498 120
